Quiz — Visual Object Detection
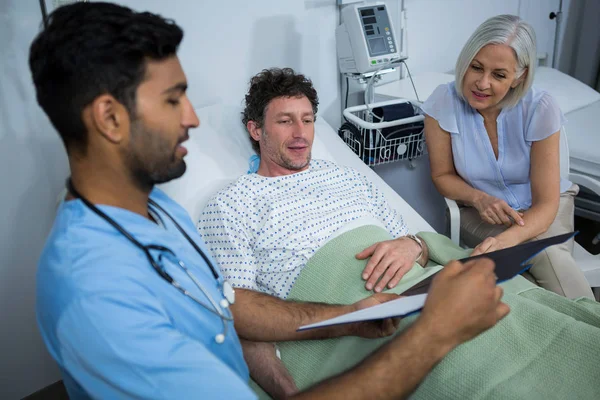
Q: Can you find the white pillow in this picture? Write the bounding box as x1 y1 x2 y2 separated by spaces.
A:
534 67 600 114
159 104 338 222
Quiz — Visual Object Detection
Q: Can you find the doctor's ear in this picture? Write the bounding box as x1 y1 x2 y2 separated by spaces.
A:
247 120 263 142
85 94 129 144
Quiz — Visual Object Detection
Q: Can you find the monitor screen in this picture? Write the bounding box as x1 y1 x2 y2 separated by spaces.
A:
368 37 388 55
363 16 376 25
360 9 375 17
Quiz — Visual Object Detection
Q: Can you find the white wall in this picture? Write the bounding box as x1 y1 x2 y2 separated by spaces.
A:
117 0 342 128
0 1 67 399
400 0 561 73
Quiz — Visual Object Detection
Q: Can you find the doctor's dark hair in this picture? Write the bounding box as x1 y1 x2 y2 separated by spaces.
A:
242 68 319 154
29 2 183 153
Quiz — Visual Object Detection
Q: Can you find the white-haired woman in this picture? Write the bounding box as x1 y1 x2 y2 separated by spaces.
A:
423 14 593 299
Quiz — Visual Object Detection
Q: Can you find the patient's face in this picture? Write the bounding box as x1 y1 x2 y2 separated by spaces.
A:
124 56 200 187
462 44 523 113
257 95 315 176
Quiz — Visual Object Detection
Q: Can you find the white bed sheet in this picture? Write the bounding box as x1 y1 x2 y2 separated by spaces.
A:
564 100 600 176
531 67 600 176
534 67 600 115
158 104 434 234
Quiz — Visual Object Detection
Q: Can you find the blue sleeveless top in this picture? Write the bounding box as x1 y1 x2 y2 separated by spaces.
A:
422 82 570 210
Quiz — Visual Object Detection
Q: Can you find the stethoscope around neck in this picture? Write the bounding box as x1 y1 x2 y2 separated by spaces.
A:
66 179 235 344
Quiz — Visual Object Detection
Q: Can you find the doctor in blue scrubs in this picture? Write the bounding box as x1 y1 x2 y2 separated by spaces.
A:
30 3 509 399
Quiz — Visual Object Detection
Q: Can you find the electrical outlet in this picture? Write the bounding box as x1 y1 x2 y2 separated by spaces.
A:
53 0 88 9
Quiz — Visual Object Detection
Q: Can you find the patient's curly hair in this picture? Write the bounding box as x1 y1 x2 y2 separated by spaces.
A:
242 68 319 154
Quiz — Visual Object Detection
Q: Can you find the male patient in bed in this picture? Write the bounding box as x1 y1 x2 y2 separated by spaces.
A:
198 68 436 396
198 68 600 399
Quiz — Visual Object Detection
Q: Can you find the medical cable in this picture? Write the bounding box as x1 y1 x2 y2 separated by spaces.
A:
362 57 403 148
400 60 421 103
345 76 350 110
344 76 351 123
66 179 234 344
363 57 403 118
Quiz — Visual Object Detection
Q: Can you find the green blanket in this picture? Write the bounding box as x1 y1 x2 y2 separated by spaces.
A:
252 226 600 399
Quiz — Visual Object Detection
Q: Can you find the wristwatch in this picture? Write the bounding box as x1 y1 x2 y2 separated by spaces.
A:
405 234 424 264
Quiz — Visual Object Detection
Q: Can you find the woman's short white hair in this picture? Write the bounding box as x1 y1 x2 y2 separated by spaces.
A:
454 14 537 109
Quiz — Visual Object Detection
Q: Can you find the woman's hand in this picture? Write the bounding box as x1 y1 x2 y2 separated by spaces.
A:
471 236 508 256
473 193 525 227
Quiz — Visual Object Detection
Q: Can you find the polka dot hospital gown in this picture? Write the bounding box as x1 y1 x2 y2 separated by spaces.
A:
198 160 409 299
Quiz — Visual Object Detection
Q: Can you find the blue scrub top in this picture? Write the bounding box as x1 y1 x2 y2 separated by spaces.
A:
37 188 256 399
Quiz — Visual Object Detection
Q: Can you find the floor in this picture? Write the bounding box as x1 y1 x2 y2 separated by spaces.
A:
22 381 68 400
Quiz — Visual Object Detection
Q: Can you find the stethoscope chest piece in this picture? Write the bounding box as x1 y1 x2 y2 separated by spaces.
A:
223 280 235 305
215 333 225 344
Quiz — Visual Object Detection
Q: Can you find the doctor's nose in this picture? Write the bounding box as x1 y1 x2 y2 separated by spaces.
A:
182 98 200 129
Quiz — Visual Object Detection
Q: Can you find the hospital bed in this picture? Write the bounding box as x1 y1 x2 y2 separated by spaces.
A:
531 67 600 294
533 67 600 225
158 103 434 242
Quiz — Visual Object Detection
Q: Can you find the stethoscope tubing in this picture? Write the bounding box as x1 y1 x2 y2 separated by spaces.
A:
66 179 234 342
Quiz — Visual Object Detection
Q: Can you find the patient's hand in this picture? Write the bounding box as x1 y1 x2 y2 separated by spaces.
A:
356 237 426 293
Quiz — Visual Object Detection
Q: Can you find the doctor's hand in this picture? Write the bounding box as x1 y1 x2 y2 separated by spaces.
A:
357 237 424 293
349 293 403 339
473 193 525 227
418 258 510 348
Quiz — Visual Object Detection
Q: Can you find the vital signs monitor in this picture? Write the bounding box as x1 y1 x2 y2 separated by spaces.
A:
336 3 401 74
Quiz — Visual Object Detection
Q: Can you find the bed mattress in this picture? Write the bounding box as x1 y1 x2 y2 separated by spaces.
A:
565 100 600 177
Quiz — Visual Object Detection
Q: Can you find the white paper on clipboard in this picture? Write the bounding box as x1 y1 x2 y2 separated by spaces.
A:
298 293 427 331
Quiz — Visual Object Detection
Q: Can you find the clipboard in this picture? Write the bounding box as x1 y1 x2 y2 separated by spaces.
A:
401 231 577 296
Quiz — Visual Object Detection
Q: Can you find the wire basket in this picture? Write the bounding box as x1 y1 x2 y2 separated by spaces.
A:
340 99 425 167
